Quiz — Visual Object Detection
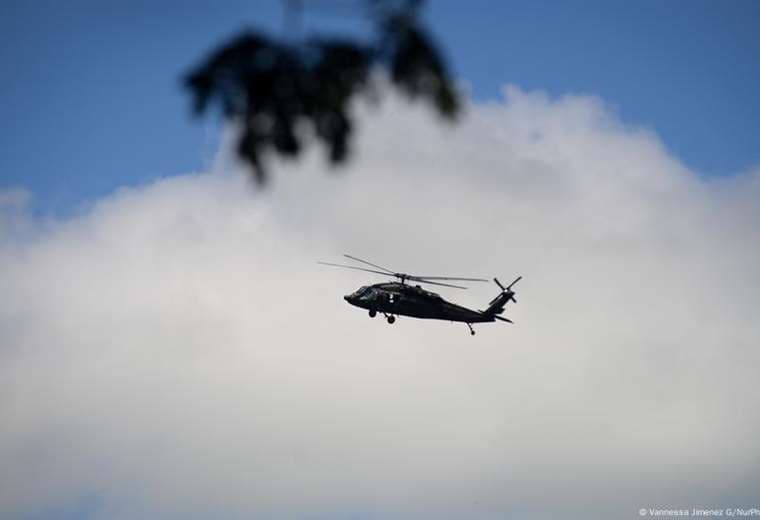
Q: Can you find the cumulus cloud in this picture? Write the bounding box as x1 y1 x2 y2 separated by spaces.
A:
0 188 32 240
1 87 759 519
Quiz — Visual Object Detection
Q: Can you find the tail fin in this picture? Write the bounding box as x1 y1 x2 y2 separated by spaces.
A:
483 276 521 317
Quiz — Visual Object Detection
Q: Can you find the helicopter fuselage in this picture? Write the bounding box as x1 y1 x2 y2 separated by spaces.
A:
344 282 494 323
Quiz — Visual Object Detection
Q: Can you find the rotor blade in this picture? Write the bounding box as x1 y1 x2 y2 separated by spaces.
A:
413 279 468 289
342 254 395 274
317 262 392 277
411 276 489 282
507 276 522 290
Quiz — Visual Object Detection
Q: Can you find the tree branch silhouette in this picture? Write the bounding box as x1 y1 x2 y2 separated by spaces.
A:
184 0 459 184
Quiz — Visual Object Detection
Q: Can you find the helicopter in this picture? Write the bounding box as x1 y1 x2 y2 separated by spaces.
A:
319 254 521 335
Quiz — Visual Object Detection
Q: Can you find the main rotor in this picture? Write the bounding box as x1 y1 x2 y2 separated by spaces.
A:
318 254 489 289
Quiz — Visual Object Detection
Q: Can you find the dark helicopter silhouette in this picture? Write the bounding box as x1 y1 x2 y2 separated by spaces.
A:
319 254 521 335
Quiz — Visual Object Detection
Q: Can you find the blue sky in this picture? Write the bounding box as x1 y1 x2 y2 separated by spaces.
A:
1 0 758 214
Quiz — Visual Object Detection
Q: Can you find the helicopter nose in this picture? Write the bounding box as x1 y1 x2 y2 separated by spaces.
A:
344 295 352 303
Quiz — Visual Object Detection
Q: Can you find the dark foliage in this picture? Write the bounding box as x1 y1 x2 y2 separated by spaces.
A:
185 0 459 183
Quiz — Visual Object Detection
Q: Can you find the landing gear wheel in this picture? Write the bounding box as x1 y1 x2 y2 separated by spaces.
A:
467 323 475 335
387 315 396 324
368 309 377 318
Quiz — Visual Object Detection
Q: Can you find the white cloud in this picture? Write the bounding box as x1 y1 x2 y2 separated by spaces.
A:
1 87 759 519
0 188 32 240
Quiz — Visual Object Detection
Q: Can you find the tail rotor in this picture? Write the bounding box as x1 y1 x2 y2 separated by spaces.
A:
493 276 520 303
484 275 521 320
